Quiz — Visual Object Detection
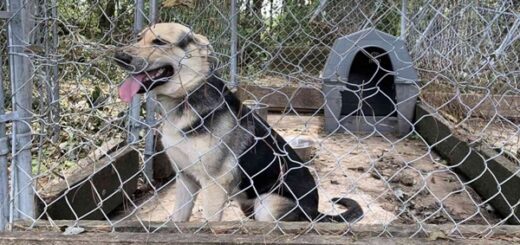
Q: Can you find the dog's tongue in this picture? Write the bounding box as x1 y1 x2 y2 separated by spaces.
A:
119 74 146 103
119 69 163 103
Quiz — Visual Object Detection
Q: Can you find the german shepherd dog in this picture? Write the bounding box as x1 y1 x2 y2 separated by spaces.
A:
114 23 363 222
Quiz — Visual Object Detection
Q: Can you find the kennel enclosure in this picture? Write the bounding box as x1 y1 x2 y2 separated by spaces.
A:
1 0 520 243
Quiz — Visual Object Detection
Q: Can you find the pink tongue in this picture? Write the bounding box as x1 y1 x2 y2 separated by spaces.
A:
118 73 147 103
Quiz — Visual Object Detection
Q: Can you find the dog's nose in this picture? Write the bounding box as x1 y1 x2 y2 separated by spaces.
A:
114 51 133 66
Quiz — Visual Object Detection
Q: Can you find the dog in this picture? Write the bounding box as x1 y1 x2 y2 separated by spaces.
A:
114 22 363 222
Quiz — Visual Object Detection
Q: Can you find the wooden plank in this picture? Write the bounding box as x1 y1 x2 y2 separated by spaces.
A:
236 85 520 120
415 104 520 225
76 139 125 168
421 92 520 120
36 147 140 220
0 231 517 245
152 133 175 181
12 220 520 238
236 85 324 113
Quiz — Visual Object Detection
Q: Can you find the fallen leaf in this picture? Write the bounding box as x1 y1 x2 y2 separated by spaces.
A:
427 230 448 241
63 226 85 235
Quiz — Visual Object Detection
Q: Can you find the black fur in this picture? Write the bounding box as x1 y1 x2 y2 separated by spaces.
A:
177 33 194 50
174 72 364 222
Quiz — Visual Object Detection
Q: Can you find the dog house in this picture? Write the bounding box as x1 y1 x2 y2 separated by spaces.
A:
322 28 419 136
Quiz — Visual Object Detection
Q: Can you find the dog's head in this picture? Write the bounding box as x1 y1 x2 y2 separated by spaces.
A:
114 22 213 102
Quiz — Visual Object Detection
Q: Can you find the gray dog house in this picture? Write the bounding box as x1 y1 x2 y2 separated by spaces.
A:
322 28 419 136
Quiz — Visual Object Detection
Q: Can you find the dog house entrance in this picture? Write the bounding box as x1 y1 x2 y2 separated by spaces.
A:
340 47 397 117
322 28 419 135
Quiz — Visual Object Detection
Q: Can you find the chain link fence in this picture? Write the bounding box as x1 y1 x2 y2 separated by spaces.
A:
0 0 519 241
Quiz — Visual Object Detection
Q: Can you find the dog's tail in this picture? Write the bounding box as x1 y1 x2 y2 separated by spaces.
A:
317 197 363 223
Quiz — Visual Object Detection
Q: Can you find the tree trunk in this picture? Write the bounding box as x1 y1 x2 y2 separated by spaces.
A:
99 0 118 30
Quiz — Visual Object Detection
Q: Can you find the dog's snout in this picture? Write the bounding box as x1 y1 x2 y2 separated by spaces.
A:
114 51 133 66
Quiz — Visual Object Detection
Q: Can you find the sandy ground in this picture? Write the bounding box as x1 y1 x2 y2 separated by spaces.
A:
463 117 520 158
113 114 500 225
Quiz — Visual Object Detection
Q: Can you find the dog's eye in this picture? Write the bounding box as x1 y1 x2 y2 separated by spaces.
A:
152 39 168 46
177 35 193 50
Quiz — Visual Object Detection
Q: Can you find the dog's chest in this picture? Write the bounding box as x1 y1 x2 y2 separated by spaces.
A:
161 122 210 161
159 115 231 181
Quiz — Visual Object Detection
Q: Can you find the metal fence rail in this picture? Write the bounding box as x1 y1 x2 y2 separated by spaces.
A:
0 0 519 241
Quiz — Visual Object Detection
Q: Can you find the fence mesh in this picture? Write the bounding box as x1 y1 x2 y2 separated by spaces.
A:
0 0 519 239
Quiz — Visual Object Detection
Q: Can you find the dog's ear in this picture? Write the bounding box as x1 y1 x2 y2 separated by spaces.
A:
193 33 211 48
192 33 218 69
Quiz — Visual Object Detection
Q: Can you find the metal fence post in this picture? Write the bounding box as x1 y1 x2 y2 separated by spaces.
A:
229 0 238 90
400 0 408 39
0 33 8 231
130 0 156 184
142 0 159 184
7 0 35 222
50 0 59 143
150 0 158 24
128 0 145 145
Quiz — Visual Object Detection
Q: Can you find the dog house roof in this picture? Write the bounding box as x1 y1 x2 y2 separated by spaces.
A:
322 28 418 84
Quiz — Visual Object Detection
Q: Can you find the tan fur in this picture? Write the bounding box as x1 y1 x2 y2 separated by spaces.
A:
118 23 237 222
119 23 213 99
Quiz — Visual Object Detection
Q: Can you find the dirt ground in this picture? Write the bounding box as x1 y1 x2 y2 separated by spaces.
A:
463 117 520 159
116 114 500 225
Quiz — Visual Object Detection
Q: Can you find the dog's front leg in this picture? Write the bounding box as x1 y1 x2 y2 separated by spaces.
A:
201 183 228 221
172 174 200 222
200 173 235 222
